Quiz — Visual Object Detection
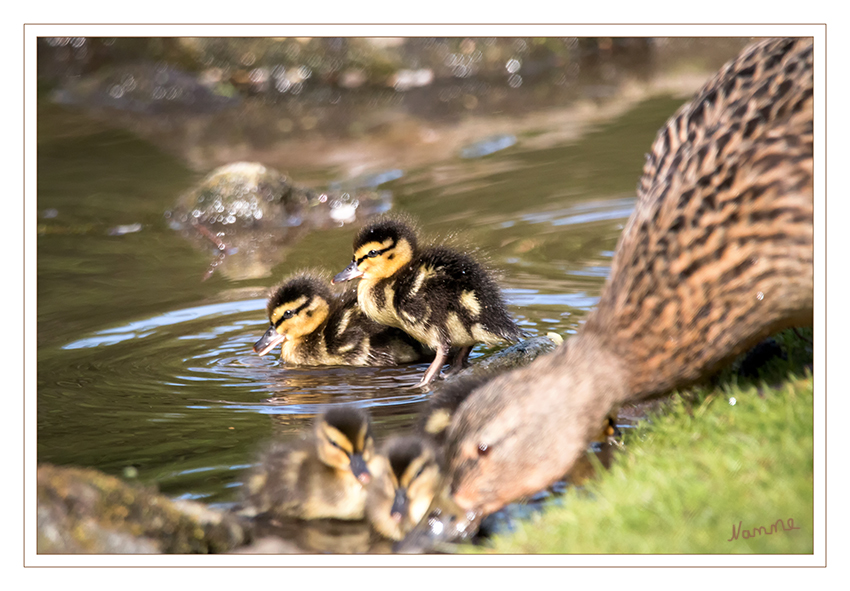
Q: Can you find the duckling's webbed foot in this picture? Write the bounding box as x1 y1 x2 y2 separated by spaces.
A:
445 346 472 375
413 344 451 388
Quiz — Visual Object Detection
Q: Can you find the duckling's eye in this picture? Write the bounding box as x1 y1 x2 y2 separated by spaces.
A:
283 310 294 320
477 443 491 457
412 463 429 481
367 249 379 258
328 438 350 457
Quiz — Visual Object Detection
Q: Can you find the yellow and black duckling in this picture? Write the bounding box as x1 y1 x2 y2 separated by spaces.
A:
366 436 442 541
405 37 813 542
254 272 432 366
241 406 380 521
333 217 524 386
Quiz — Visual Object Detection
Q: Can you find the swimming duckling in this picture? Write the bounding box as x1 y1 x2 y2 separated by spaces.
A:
333 218 524 386
367 436 442 541
415 37 814 539
254 272 432 366
241 406 380 521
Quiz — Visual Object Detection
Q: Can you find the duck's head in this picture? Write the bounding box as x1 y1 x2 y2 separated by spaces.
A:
399 339 625 550
314 406 376 485
253 274 332 356
368 436 442 540
333 217 417 284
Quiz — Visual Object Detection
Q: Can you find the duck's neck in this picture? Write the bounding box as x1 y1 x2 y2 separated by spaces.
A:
529 332 630 458
549 331 630 429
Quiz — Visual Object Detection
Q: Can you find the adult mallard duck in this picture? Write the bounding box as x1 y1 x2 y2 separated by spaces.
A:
412 37 814 541
333 218 524 386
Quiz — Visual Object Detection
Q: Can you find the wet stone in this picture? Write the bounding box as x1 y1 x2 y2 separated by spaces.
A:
37 464 253 554
452 333 563 379
167 162 393 280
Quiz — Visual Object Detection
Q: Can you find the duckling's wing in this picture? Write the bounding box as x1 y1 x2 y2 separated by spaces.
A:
396 248 523 344
322 297 369 359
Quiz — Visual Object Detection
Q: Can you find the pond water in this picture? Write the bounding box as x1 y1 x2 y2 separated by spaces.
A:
37 87 688 549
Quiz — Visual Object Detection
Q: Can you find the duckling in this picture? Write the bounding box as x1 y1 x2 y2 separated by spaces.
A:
419 372 621 448
333 217 524 386
241 406 380 521
418 373 501 446
417 37 813 536
366 436 442 541
254 272 432 366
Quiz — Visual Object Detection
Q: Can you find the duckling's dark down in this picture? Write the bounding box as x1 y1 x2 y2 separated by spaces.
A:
419 371 620 448
333 219 524 386
240 406 379 521
418 373 497 447
367 436 442 541
426 37 813 532
254 273 432 366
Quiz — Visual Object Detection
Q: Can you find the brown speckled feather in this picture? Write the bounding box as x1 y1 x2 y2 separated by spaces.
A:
435 37 814 524
589 37 813 398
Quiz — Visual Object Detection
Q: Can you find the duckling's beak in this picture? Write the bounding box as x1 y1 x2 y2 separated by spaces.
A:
390 488 408 522
253 325 286 356
394 483 482 553
332 260 364 284
349 453 371 485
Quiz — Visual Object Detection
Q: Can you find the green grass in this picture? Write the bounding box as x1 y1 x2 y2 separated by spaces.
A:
470 330 814 554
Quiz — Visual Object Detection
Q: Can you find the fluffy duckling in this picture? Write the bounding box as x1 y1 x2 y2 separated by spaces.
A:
444 35 815 519
241 406 380 521
366 436 442 541
408 37 814 543
333 218 524 386
418 373 498 446
419 372 620 448
254 272 432 366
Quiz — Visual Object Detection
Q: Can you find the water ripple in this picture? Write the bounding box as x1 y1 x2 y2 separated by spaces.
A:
63 299 266 350
521 196 635 227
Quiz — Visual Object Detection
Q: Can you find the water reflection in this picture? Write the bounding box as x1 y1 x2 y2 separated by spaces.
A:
520 196 635 227
63 299 266 350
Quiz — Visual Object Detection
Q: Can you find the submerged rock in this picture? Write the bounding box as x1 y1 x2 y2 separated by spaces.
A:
170 162 303 231
167 162 392 280
453 332 564 378
37 464 252 554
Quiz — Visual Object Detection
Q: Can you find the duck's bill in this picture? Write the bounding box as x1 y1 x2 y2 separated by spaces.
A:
390 488 408 523
349 453 371 485
332 261 364 284
394 484 482 553
253 325 286 356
